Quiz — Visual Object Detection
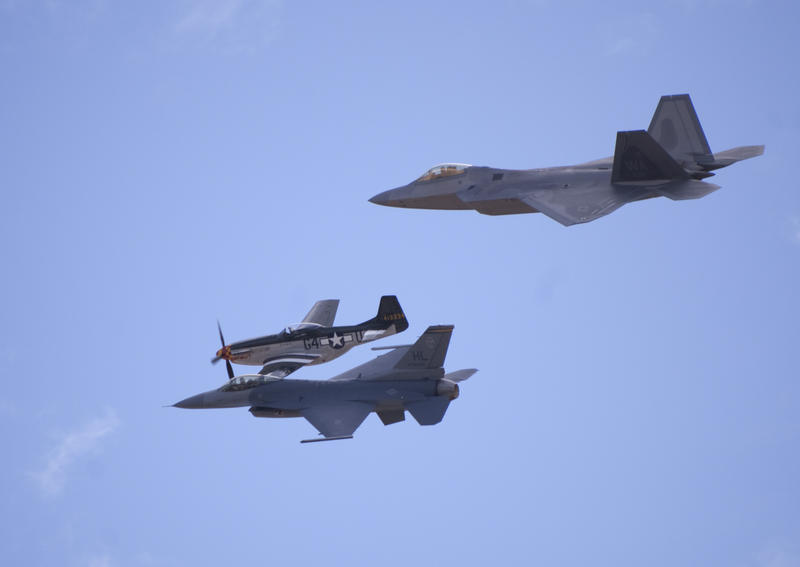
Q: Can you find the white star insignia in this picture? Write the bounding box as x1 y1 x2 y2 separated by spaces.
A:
329 332 344 348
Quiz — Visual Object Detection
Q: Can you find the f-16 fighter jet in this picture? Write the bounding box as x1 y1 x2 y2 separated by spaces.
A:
212 296 408 383
370 94 764 226
176 325 476 443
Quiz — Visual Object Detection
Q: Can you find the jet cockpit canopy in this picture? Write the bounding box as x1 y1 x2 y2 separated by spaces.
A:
415 163 472 183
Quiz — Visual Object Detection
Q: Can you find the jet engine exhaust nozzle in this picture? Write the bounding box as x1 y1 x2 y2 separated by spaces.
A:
437 380 459 400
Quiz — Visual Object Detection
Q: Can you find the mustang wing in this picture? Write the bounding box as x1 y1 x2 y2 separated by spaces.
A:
257 352 322 376
301 402 373 438
302 299 339 327
258 363 302 380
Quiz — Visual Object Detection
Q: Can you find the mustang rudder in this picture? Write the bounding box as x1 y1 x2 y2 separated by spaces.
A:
374 295 409 332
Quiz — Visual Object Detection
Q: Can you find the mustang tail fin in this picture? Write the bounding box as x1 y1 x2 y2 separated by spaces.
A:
374 295 409 332
612 130 688 184
394 325 453 370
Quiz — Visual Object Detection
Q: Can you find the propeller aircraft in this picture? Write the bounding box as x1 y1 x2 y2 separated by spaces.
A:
176 325 475 443
212 295 408 389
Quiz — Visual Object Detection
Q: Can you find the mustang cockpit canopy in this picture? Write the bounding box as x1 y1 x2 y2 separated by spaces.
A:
415 163 472 183
281 322 324 336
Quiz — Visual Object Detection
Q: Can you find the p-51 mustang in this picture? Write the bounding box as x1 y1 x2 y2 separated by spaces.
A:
211 295 408 386
370 94 764 226
176 325 476 443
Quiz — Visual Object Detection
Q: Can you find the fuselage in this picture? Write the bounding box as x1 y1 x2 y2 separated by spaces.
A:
371 96 763 224
221 321 402 368
370 162 657 216
174 375 452 416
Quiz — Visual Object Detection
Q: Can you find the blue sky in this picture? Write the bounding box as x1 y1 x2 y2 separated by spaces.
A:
1 1 799 566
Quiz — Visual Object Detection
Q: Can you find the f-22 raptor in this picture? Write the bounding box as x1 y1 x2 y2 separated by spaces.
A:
176 325 476 443
212 296 408 388
370 94 764 226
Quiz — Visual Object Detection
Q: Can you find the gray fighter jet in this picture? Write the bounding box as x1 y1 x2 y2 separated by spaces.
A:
370 94 764 226
212 296 408 387
176 325 476 443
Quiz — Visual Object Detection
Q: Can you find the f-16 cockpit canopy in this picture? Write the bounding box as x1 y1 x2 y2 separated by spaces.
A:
219 373 281 392
415 163 472 183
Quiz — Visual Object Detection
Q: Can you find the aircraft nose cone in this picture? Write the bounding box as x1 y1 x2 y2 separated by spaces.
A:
173 393 206 409
369 189 392 205
370 187 409 207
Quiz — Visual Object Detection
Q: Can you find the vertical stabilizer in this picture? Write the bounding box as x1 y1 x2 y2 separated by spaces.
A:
648 94 712 167
394 325 453 370
373 295 409 332
612 130 688 184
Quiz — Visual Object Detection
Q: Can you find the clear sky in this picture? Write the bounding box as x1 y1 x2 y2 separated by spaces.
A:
1 1 799 566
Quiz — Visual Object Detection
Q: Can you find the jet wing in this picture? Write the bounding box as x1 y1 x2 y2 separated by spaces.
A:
302 299 339 327
301 402 373 439
458 183 639 226
517 186 637 226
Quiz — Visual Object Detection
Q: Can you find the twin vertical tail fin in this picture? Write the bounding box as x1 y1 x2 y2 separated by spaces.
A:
647 94 713 168
646 93 764 173
612 94 763 196
611 130 688 184
613 94 707 184
611 130 720 200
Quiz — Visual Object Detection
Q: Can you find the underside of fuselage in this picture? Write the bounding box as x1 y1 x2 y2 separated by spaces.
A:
173 378 441 412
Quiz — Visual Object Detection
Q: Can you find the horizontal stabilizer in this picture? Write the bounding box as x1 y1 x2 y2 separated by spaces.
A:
704 145 765 170
654 180 721 201
406 398 451 425
394 325 453 370
612 130 688 184
443 368 478 383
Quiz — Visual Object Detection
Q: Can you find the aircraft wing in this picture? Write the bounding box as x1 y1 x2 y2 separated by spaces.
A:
301 402 373 438
258 363 303 380
258 352 320 378
517 186 635 226
302 299 339 327
257 353 323 378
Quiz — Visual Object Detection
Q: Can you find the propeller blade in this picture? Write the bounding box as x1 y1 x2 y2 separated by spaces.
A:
213 321 234 380
217 320 226 348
